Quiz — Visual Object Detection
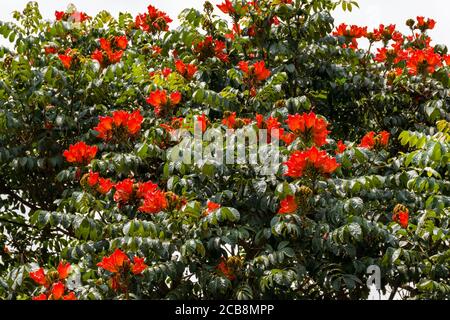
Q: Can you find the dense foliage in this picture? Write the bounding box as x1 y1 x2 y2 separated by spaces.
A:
0 0 449 300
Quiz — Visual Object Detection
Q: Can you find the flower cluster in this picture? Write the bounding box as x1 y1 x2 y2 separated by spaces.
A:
216 256 242 281
175 60 198 80
359 131 390 149
83 171 114 195
284 146 340 178
55 10 90 23
392 204 409 229
63 141 98 166
97 249 148 292
30 262 76 300
193 36 229 63
113 179 169 214
135 5 172 33
94 110 143 141
278 195 298 214
146 90 182 117
222 111 251 129
333 23 368 49
203 201 221 217
58 49 75 69
92 36 128 66
285 112 330 147
238 61 271 96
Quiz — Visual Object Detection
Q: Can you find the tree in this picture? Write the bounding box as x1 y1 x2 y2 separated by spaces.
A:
0 0 449 300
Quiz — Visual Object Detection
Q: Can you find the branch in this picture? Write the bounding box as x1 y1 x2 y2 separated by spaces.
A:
0 180 42 211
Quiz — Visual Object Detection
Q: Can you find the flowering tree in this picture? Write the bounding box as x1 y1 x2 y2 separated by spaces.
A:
0 0 449 300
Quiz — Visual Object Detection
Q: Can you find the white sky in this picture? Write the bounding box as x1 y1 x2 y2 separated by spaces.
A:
0 1 449 46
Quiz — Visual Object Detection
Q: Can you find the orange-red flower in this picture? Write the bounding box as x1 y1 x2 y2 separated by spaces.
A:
136 181 159 198
91 49 103 64
51 282 65 300
196 114 208 133
206 201 221 213
194 36 229 63
113 179 135 204
97 248 130 273
63 292 77 300
393 211 409 228
359 131 390 149
336 140 347 154
115 35 128 50
239 60 271 82
55 11 65 21
135 5 173 33
146 90 182 117
131 257 148 275
57 261 71 280
217 0 235 14
284 146 340 178
286 112 330 147
63 142 98 165
278 195 298 214
216 258 235 281
30 268 48 287
32 293 48 300
94 110 143 141
58 53 73 69
222 112 236 129
138 189 168 214
175 60 198 79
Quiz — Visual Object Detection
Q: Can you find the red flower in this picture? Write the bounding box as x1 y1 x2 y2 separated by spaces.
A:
57 261 71 280
113 179 135 204
162 67 172 78
51 282 65 300
217 0 235 14
393 211 409 228
216 258 235 281
194 36 229 63
146 90 181 117
115 36 128 50
196 114 208 133
239 60 271 82
336 140 347 154
379 131 390 147
135 5 172 33
284 146 340 178
175 60 198 79
63 142 98 165
107 50 124 64
359 131 376 149
45 47 58 55
94 110 143 141
87 171 100 187
286 112 330 147
58 54 73 69
63 292 77 300
138 189 168 214
97 248 130 273
55 11 65 21
32 293 47 300
278 195 298 214
136 181 158 198
359 131 389 149
91 49 104 64
222 112 236 129
131 257 148 275
206 201 221 213
98 178 114 194
281 132 296 145
30 268 48 287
